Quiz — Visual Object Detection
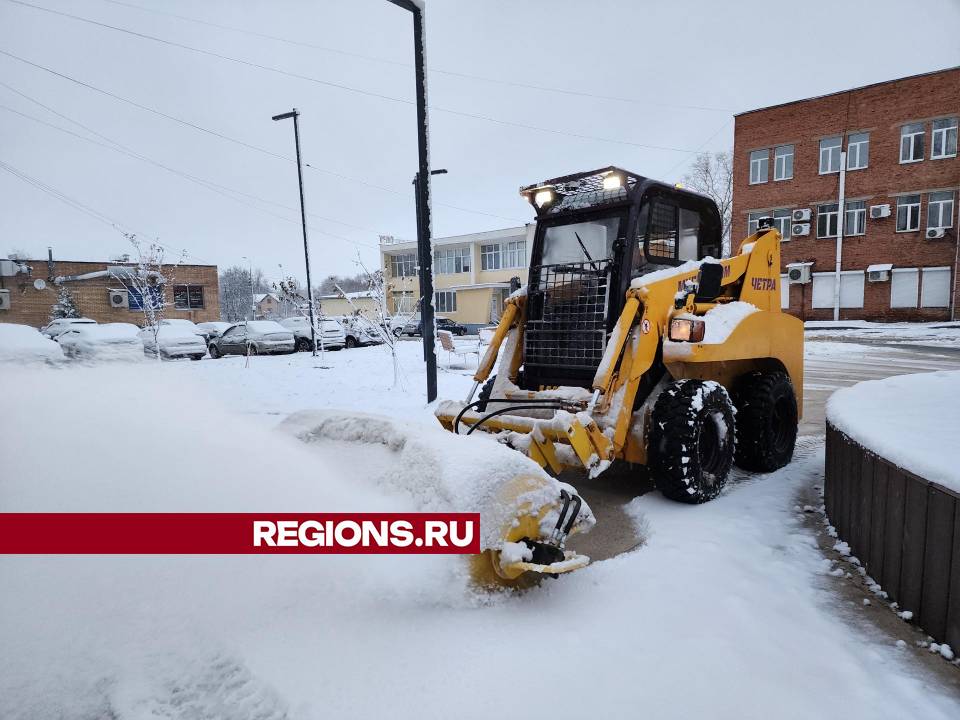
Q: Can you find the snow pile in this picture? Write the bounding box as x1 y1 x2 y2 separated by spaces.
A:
278 410 594 551
679 301 758 344
827 370 960 492
630 258 708 289
0 323 63 363
78 322 141 341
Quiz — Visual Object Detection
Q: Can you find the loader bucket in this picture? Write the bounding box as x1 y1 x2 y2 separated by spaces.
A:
277 410 595 588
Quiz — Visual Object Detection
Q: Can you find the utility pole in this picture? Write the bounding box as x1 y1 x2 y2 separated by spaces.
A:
272 108 317 356
242 255 255 320
832 150 847 322
388 0 437 402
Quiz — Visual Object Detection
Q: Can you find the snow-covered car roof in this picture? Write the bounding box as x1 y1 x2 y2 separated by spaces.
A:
160 318 199 328
141 325 207 340
196 321 231 329
245 320 290 333
0 323 64 362
66 323 141 341
47 317 97 325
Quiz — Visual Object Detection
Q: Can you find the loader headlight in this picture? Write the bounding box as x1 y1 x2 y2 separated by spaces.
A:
601 172 623 191
534 189 556 208
669 318 705 343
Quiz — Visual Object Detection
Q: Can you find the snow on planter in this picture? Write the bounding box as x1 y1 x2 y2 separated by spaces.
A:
827 370 960 493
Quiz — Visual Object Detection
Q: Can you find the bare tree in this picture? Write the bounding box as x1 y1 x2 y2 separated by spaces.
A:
318 273 367 296
683 151 733 257
124 233 185 361
218 265 270 322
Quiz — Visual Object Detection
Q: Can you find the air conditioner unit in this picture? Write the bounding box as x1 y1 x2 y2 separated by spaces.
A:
791 208 811 222
869 204 891 219
786 264 811 284
0 289 10 310
926 227 946 239
108 289 129 308
792 223 810 236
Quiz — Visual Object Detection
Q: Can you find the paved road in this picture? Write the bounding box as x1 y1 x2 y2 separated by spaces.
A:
567 340 960 562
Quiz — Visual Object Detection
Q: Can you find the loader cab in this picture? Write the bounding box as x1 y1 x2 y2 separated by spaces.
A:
519 167 722 389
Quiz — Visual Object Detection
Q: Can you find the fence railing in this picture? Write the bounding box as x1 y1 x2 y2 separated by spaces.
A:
825 423 960 649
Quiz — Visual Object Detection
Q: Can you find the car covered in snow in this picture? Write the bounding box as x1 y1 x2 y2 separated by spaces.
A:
152 318 205 337
195 321 232 341
40 317 97 339
139 325 208 360
329 315 384 348
395 316 468 337
279 316 345 352
0 323 64 364
208 321 295 358
57 323 144 360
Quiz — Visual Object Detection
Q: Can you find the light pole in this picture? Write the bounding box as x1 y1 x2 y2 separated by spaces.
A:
387 0 437 402
241 255 254 320
272 108 317 357
413 168 447 375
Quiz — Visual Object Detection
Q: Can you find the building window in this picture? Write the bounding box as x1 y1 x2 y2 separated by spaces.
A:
480 244 501 271
921 267 951 308
434 290 457 313
392 291 415 313
890 268 919 308
780 274 790 309
844 200 866 236
900 123 924 163
434 247 470 274
390 253 416 277
896 194 921 232
749 149 768 184
811 272 864 309
127 284 163 311
747 211 763 236
931 117 958 159
927 191 955 229
773 209 792 240
817 203 839 238
505 240 526 268
173 284 204 309
819 136 842 174
846 132 869 170
773 145 793 181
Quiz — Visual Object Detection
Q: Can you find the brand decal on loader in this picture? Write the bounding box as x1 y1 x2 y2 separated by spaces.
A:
751 277 776 291
641 318 651 334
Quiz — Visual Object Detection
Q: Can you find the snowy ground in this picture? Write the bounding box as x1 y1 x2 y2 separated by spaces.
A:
805 320 960 349
2 341 960 718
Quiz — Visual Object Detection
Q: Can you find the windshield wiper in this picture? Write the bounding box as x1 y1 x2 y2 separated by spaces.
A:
574 232 599 271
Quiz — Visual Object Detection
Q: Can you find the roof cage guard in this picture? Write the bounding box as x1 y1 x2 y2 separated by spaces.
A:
520 166 645 215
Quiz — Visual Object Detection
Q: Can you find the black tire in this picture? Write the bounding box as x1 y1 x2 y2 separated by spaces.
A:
649 379 736 504
247 344 259 356
345 336 357 349
208 344 221 359
190 354 203 361
733 371 798 472
296 337 312 353
476 375 496 412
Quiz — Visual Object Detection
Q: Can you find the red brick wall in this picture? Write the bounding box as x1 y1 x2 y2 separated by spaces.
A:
732 68 960 321
0 259 220 329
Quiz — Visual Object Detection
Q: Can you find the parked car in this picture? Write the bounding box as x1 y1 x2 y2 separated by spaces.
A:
0 323 64 364
195 321 232 341
396 316 468 337
330 315 384 348
208 321 295 358
279 317 346 352
40 317 97 339
58 323 143 360
154 318 205 337
139 325 208 360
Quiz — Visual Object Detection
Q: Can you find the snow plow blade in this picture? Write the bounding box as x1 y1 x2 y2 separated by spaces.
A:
277 410 594 588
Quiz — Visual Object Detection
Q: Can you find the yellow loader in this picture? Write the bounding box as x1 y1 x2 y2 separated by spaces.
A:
435 167 803 584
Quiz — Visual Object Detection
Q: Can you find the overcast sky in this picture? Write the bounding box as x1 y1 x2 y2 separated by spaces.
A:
1 0 958 283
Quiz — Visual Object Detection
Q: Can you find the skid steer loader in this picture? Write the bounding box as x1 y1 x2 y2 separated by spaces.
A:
435 166 803 584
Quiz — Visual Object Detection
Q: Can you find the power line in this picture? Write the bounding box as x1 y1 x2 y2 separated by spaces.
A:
0 47 526 224
93 0 732 114
5 0 702 154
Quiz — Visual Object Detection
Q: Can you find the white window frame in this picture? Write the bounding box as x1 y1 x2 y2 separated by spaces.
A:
773 208 792 240
811 271 864 309
896 194 921 232
900 123 924 164
927 191 955 230
920 267 951 308
504 240 526 268
434 246 470 274
819 136 842 174
780 274 790 309
747 211 765 236
817 203 839 238
390 253 416 277
844 200 866 236
434 290 457 313
773 145 793 181
846 132 869 170
480 243 501 271
931 117 958 160
749 149 769 184
890 268 919 308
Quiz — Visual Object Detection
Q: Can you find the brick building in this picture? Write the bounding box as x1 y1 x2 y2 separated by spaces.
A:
733 67 959 321
0 256 220 328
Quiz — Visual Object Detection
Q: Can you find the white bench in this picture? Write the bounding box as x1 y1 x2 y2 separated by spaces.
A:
437 329 480 367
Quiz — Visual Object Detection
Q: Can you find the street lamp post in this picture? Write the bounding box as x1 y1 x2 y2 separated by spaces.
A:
272 108 317 357
241 255 255 320
387 0 437 402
